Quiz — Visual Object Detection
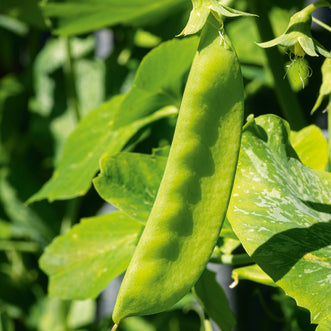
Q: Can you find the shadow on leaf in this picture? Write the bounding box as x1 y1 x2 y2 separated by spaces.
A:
252 221 331 282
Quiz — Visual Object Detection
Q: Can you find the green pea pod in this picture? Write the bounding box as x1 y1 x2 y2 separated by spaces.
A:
112 15 244 325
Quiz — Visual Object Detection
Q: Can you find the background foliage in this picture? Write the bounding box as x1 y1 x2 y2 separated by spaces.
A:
0 0 330 330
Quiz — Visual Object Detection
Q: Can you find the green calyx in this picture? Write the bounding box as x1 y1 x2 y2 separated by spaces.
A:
178 0 256 36
257 2 331 58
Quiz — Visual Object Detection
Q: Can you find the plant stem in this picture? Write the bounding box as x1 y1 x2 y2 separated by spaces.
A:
210 253 253 265
312 17 331 32
250 1 306 130
64 37 81 122
0 240 40 253
303 0 331 15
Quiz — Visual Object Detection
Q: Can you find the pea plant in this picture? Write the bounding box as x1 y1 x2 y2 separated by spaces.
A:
0 0 331 330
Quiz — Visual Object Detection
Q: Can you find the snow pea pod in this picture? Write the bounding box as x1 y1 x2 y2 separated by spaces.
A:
112 15 244 325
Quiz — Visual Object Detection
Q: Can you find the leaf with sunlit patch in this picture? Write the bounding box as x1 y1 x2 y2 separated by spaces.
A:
228 114 331 329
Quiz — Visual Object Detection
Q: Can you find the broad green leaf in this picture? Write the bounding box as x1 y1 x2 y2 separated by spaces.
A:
28 95 122 202
228 114 331 328
29 36 197 202
112 35 199 128
39 212 143 299
291 125 328 171
194 269 236 331
42 0 188 36
231 264 275 288
94 152 167 222
317 318 331 331
29 96 176 202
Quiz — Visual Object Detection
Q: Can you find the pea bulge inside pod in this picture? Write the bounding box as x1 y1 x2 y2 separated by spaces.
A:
112 15 244 324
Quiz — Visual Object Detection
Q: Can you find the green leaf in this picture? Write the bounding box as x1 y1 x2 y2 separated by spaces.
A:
29 97 176 203
194 269 236 331
112 35 199 128
231 264 275 288
317 318 331 331
94 152 167 223
28 95 122 202
39 212 143 299
228 114 331 328
291 125 328 171
29 36 197 202
42 0 187 36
